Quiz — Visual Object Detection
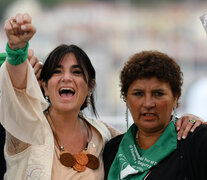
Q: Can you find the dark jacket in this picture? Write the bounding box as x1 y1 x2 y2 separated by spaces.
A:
103 125 207 180
0 124 6 179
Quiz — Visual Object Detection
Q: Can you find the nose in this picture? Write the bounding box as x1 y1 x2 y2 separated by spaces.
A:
61 72 72 82
143 95 155 109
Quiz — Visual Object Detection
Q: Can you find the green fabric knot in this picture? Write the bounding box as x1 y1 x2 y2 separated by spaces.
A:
6 42 29 66
0 52 7 67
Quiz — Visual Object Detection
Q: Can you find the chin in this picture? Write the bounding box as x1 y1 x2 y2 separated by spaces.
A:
57 105 75 112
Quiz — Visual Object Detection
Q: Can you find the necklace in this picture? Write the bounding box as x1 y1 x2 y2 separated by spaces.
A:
45 110 100 172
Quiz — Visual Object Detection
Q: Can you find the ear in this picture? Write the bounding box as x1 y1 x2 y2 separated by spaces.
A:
173 96 178 109
42 81 49 97
125 97 129 107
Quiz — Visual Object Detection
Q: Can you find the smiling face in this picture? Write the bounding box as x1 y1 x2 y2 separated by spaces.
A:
42 53 91 113
126 77 178 134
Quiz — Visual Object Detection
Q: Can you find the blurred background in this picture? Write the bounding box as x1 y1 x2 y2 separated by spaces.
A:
1 0 207 132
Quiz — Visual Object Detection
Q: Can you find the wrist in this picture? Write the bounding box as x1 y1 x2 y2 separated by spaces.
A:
8 41 28 50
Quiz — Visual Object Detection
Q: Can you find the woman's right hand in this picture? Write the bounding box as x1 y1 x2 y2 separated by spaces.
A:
4 13 36 50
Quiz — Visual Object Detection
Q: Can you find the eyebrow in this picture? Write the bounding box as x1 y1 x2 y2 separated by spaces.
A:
132 88 165 92
152 89 164 91
72 64 81 69
132 88 143 91
56 64 81 69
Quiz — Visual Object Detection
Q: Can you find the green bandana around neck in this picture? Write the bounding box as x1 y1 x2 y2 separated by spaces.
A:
107 121 177 180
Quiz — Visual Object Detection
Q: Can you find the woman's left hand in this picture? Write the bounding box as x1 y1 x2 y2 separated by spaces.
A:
176 113 204 140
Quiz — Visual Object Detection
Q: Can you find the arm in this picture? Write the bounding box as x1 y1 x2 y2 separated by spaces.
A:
4 13 36 89
4 49 42 155
3 14 43 154
0 13 46 147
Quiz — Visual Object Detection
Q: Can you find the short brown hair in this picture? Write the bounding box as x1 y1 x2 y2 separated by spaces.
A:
120 50 183 102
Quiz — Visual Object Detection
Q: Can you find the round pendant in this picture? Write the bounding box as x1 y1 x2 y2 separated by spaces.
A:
86 154 100 169
73 162 86 172
59 151 76 167
75 152 89 165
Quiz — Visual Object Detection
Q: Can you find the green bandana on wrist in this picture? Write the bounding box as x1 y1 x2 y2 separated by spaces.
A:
108 121 177 180
0 53 7 67
6 42 29 66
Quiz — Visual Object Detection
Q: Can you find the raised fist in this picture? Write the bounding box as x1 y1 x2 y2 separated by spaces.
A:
4 13 36 50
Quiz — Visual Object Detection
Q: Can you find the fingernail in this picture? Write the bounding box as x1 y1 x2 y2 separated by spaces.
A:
177 137 181 140
182 135 186 139
21 25 26 30
176 127 180 131
190 129 194 133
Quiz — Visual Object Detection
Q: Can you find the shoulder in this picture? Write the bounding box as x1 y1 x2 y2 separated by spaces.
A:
184 124 207 147
85 118 115 144
105 134 124 148
179 124 207 178
191 124 207 138
103 134 124 160
101 121 121 138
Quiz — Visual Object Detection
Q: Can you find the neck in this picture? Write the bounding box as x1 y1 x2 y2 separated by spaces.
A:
48 107 80 135
47 107 89 154
137 129 164 150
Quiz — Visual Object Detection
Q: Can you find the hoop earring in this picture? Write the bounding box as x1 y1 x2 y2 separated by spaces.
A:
86 96 90 107
172 108 177 124
45 96 50 103
125 107 129 131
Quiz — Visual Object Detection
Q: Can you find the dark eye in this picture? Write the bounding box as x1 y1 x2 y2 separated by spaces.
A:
53 69 61 74
72 69 82 75
154 91 164 97
133 91 144 96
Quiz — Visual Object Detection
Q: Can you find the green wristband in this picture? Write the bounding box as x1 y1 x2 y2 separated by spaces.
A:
6 42 29 66
0 52 7 67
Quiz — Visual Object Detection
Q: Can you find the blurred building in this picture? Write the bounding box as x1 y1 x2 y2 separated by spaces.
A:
1 0 207 130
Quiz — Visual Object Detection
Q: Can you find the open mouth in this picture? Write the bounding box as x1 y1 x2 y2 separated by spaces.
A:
59 87 75 97
143 113 155 116
142 113 157 119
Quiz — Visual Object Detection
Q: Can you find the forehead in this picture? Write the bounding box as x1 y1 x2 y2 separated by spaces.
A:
59 53 78 65
56 52 89 81
129 77 171 90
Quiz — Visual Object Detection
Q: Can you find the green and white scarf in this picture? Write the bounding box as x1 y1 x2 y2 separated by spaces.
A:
107 121 177 180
